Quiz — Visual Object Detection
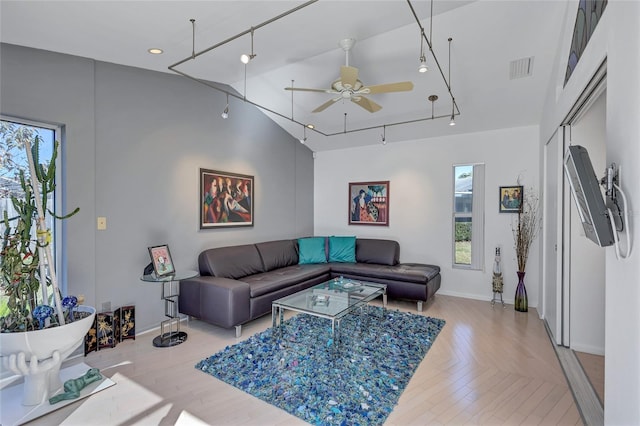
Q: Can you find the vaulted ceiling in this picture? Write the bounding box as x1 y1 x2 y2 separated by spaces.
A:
0 1 570 152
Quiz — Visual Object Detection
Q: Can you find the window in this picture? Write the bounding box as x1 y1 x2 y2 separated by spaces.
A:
1 119 60 309
453 164 485 269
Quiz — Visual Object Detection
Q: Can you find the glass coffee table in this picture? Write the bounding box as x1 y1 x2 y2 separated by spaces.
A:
272 278 387 343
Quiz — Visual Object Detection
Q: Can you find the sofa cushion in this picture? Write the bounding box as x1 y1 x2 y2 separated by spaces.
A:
356 238 400 265
255 239 298 271
330 262 440 284
243 264 331 297
328 236 356 263
198 244 264 279
298 237 327 264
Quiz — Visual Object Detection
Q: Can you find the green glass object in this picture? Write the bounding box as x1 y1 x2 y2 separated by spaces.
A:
48 368 102 404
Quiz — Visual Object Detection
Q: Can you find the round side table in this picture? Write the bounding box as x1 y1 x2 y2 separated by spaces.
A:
140 270 198 347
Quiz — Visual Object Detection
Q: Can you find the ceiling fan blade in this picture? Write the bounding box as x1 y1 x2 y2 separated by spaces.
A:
364 81 414 94
340 66 359 89
284 87 330 93
312 98 340 113
351 96 382 113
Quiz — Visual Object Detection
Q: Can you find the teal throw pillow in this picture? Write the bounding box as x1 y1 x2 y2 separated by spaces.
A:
328 236 356 263
298 237 327 264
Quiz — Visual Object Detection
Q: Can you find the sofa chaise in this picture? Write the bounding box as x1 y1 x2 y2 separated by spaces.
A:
179 237 440 336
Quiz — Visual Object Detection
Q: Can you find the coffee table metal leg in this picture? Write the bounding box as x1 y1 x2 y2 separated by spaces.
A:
272 305 277 329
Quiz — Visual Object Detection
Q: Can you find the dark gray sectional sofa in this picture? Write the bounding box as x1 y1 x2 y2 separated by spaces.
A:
179 238 440 336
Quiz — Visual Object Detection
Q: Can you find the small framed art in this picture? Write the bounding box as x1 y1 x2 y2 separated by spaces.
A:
148 244 175 276
200 168 254 229
349 181 390 226
499 185 523 213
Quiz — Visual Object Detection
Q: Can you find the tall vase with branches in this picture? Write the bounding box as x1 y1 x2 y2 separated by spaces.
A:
512 187 541 312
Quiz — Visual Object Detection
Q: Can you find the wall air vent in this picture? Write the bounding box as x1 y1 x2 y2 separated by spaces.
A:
509 56 534 79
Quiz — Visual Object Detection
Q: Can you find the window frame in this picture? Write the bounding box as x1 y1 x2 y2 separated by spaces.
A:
452 163 485 270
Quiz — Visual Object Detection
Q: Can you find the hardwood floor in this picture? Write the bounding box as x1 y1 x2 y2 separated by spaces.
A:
23 295 582 425
574 351 604 406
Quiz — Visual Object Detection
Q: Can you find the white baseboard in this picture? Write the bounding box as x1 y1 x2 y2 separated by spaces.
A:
436 289 538 309
571 343 605 356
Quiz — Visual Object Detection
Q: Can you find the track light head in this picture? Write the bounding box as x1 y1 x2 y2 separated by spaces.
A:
418 56 428 73
241 27 257 64
221 104 229 119
240 53 256 64
449 115 456 126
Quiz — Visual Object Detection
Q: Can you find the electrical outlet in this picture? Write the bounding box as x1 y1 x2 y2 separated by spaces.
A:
101 301 111 312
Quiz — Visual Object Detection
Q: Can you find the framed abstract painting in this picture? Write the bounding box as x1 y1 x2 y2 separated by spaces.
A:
349 181 389 226
200 169 254 229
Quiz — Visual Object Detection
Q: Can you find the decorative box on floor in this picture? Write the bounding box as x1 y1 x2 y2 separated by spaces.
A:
120 305 136 340
85 305 136 355
97 311 117 349
84 316 98 355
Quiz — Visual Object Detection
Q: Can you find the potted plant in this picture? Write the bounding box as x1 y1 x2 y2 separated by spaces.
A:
0 124 95 406
512 186 541 312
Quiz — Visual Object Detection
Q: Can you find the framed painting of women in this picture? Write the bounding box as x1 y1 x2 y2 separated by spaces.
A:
349 181 389 226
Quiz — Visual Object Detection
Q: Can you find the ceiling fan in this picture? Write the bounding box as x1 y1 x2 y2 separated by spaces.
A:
285 38 414 113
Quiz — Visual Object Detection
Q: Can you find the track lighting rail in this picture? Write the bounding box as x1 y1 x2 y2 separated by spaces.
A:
168 0 460 140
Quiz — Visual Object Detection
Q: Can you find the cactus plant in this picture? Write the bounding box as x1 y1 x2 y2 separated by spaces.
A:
1 128 79 332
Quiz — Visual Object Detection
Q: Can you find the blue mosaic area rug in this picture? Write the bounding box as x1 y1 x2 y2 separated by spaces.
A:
196 307 445 425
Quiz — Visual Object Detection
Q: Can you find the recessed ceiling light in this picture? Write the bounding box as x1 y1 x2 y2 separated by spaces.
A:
306 124 315 129
148 48 163 55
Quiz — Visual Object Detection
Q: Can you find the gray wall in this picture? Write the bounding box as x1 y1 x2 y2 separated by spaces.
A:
1 43 314 332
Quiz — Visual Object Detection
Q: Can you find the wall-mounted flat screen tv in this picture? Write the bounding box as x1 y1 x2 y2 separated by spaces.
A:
564 145 614 247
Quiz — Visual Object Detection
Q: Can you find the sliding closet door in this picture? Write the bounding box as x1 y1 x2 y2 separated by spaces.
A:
543 130 566 345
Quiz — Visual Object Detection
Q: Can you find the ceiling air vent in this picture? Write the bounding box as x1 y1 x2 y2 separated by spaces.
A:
509 56 534 79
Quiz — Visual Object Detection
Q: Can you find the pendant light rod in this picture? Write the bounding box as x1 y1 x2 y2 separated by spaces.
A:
290 79 294 119
428 94 438 119
190 19 196 59
169 0 319 70
448 37 456 126
429 0 433 43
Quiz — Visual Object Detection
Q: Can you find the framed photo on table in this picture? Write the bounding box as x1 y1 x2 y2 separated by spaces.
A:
200 168 254 229
349 181 390 226
148 244 175 276
499 185 523 213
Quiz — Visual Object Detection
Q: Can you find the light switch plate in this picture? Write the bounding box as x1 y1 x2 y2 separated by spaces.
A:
97 217 107 230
